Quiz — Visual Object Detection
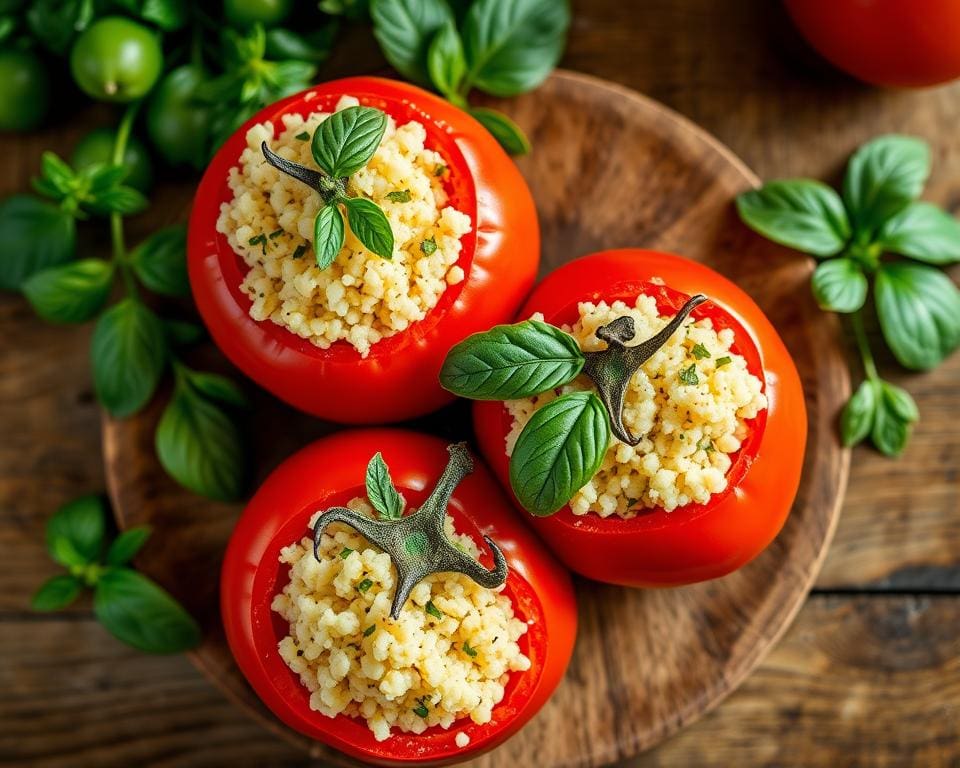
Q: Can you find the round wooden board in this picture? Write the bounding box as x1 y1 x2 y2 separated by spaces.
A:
103 70 849 767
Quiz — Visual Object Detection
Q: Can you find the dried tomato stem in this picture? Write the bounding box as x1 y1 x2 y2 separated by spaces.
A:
313 443 508 619
582 293 708 445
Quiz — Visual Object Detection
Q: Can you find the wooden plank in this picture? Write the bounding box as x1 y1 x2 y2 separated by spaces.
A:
2 595 958 767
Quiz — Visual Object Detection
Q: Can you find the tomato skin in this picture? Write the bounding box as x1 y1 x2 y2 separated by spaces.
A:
189 77 539 423
785 0 960 88
146 65 211 169
221 429 576 766
473 250 807 587
69 17 163 102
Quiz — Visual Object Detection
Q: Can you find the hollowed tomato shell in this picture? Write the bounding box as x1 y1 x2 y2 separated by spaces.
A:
221 429 577 766
189 77 539 423
473 249 807 587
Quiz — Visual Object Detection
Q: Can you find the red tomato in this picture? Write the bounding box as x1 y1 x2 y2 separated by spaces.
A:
473 250 807 587
189 77 539 423
785 0 960 87
221 429 577 766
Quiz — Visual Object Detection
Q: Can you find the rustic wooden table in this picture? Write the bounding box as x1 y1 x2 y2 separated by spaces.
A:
2 1 958 766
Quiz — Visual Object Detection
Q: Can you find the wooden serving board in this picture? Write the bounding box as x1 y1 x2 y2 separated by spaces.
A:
103 71 849 767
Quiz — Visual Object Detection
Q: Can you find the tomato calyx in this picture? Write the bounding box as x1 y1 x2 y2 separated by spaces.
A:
312 442 508 619
582 293 707 445
261 141 343 201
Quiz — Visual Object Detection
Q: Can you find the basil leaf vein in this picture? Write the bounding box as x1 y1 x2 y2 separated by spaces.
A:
312 106 387 178
811 257 867 313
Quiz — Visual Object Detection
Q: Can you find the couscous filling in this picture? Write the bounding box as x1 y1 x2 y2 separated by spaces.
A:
272 498 530 742
505 295 768 518
216 95 472 357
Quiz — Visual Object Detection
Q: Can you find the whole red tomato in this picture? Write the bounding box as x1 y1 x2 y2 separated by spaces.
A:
785 0 960 87
473 250 806 587
189 77 539 423
221 429 576 766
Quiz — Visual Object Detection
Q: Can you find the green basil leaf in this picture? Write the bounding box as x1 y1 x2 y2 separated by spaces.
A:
370 0 454 85
163 319 204 347
84 164 130 194
312 106 387 178
93 567 201 653
39 151 77 195
440 320 584 399
46 494 106 565
265 26 337 63
840 379 876 447
461 0 570 97
130 224 189 297
320 0 370 20
874 261 960 371
86 185 149 216
156 377 245 501
31 574 83 612
878 380 919 423
365 452 404 521
735 180 850 257
314 203 345 269
185 369 249 409
141 0 188 30
27 0 94 53
0 195 76 291
877 201 960 265
91 299 168 417
343 197 394 259
469 107 531 155
427 20 466 98
810 257 867 313
22 258 113 323
509 391 609 517
871 389 913 457
270 60 318 93
843 135 930 235
105 526 152 566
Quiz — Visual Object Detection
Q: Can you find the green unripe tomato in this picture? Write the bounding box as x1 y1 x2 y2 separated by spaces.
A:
146 65 212 169
70 17 163 103
71 127 154 193
224 0 294 28
0 49 51 132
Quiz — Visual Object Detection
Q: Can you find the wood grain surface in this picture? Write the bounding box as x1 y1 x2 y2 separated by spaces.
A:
103 69 849 766
2 1 959 766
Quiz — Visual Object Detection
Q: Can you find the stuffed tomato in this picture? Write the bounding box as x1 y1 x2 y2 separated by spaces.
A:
221 429 576 766
441 249 806 587
189 76 538 423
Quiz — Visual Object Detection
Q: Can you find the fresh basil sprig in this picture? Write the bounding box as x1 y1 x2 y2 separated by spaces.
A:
736 134 960 457
370 0 570 155
31 494 201 654
262 105 394 266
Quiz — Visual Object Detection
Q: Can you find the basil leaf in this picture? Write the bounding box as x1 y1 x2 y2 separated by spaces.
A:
427 20 466 98
312 106 387 178
39 151 77 195
140 0 188 31
320 0 370 20
810 257 867 313
735 180 850 257
871 387 914 457
26 0 93 53
50 537 87 568
371 0 454 85
106 526 152 566
874 261 960 371
46 495 106 565
343 196 394 259
877 202 960 266
0 195 76 290
86 185 149 216
314 203 345 269
840 379 876 447
22 258 113 323
31 574 83 612
469 107 531 155
93 567 201 653
440 320 584 399
91 298 168 417
163 319 204 348
509 391 609 517
461 0 570 97
265 26 336 63
879 380 919 423
185 369 249 409
843 135 930 235
155 376 245 501
130 224 189 297
365 452 404 521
